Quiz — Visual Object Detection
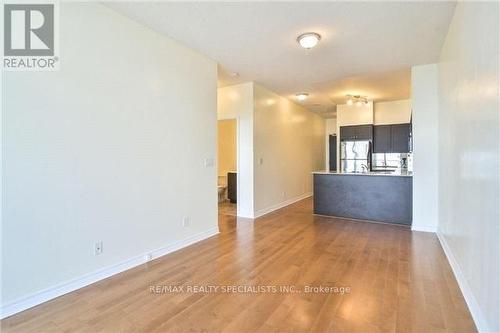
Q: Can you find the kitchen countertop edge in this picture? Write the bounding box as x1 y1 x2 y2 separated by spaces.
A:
312 171 413 177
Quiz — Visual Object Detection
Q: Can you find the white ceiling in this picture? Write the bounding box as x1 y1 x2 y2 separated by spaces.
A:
105 1 456 117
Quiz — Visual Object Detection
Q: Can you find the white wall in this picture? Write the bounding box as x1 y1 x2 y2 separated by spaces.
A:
325 118 337 170
2 2 218 312
217 83 254 217
411 65 439 232
437 2 499 331
253 84 325 217
336 102 374 128
374 99 411 125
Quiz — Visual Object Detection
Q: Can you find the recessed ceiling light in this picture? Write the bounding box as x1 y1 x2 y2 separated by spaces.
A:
296 93 309 101
297 32 321 49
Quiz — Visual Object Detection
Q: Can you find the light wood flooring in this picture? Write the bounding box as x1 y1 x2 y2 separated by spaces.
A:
1 198 476 332
218 201 237 216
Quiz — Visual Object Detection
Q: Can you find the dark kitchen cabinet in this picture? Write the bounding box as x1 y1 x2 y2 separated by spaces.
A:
373 123 411 153
356 125 373 140
373 125 392 153
340 126 356 140
340 125 373 141
391 124 411 153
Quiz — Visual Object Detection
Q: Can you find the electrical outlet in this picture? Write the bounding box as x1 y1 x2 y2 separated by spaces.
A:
145 253 153 262
182 216 190 228
94 241 103 256
281 191 286 198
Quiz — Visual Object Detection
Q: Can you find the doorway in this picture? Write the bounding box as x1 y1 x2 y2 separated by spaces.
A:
329 134 337 171
217 119 237 216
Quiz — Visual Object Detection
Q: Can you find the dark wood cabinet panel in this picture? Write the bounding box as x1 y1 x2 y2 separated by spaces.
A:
372 123 411 153
340 123 409 152
340 126 356 140
391 124 411 153
340 125 373 141
356 125 373 140
373 125 392 153
313 174 413 225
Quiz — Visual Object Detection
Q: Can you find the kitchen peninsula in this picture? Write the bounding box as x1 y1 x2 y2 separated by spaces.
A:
313 171 413 225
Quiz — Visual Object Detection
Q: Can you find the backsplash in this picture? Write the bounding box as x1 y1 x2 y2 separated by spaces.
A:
372 152 413 172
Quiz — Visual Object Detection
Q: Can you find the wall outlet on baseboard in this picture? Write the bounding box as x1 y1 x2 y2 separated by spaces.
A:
145 253 153 262
94 241 103 256
182 216 190 228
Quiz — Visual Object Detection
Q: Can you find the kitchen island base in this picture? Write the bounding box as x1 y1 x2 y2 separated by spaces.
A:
313 173 412 225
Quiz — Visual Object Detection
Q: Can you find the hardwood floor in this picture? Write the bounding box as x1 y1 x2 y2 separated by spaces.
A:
218 201 237 216
1 198 476 332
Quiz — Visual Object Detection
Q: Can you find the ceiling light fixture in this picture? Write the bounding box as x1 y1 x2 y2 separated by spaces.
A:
297 32 321 49
296 93 309 101
346 95 370 107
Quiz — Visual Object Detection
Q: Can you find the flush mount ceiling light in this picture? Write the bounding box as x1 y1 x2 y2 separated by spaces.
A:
297 32 321 49
346 95 370 107
296 93 309 101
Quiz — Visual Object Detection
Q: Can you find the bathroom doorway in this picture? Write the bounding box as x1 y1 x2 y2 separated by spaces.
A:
217 119 237 216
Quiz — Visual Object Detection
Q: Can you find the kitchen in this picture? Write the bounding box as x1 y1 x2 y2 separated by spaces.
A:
316 98 413 226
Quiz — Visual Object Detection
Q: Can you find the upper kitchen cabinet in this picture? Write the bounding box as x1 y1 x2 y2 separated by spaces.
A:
340 125 373 141
391 124 411 153
373 125 392 153
373 123 411 153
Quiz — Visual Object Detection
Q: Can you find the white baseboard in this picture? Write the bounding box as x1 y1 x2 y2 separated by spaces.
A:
437 231 490 332
411 225 437 232
0 227 219 320
253 192 312 219
236 208 255 219
237 213 255 219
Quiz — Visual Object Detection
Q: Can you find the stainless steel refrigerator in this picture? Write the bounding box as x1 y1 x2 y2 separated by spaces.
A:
340 140 371 173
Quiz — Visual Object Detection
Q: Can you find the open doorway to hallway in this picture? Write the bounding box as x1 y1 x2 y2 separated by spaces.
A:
217 119 237 216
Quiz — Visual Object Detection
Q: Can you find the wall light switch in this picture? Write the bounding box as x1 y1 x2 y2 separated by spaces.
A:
204 158 214 167
94 241 103 256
